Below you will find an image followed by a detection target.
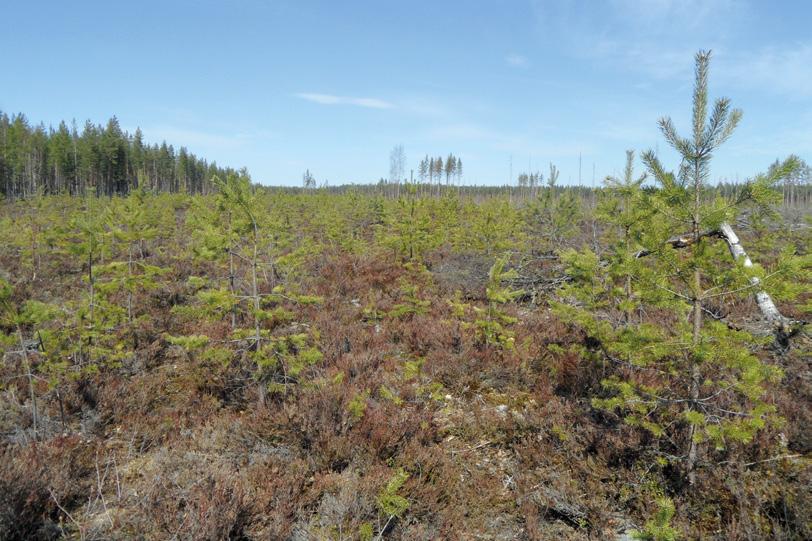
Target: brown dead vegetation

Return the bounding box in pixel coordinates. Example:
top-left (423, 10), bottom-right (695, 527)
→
top-left (0, 196), bottom-right (809, 541)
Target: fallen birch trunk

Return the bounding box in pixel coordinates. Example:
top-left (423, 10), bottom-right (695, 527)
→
top-left (637, 221), bottom-right (805, 339)
top-left (716, 222), bottom-right (798, 334)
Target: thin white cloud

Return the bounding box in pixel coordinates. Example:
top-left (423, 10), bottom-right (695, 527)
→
top-left (505, 53), bottom-right (529, 68)
top-left (530, 0), bottom-right (742, 82)
top-left (609, 0), bottom-right (738, 32)
top-left (721, 43), bottom-right (812, 98)
top-left (295, 93), bottom-right (394, 109)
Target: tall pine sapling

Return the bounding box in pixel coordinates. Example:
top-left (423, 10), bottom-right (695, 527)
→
top-left (211, 173), bottom-right (265, 348)
top-left (557, 51), bottom-right (802, 486)
top-left (379, 183), bottom-right (436, 264)
top-left (600, 150), bottom-right (650, 326)
top-left (101, 188), bottom-right (167, 348)
top-left (640, 50), bottom-right (800, 483)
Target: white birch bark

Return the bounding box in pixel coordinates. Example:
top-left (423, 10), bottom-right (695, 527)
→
top-left (717, 222), bottom-right (795, 332)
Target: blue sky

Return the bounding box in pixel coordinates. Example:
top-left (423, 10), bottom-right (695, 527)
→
top-left (1, 0), bottom-right (810, 186)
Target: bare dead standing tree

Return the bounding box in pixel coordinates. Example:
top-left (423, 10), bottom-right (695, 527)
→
top-left (389, 144), bottom-right (405, 199)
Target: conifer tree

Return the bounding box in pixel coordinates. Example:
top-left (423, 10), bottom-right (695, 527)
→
top-left (474, 255), bottom-right (523, 349)
top-left (212, 173), bottom-right (265, 348)
top-left (18, 189), bottom-right (46, 280)
top-left (556, 50), bottom-right (803, 485)
top-left (465, 198), bottom-right (525, 255)
top-left (444, 154), bottom-right (456, 186)
top-left (98, 188), bottom-right (167, 349)
top-left (380, 183), bottom-right (436, 263)
top-left (640, 50), bottom-right (801, 482)
top-left (547, 162), bottom-right (559, 196)
top-left (388, 280), bottom-right (430, 319)
top-left (524, 163), bottom-right (580, 249)
top-left (433, 155), bottom-right (443, 196)
top-left (418, 156), bottom-right (428, 186)
top-left (455, 157), bottom-right (463, 185)
top-left (517, 173), bottom-right (529, 199)
top-left (600, 150), bottom-right (650, 326)
top-left (0, 110), bottom-right (238, 197)
top-left (200, 174), bottom-right (323, 400)
top-left (302, 169), bottom-right (316, 189)
top-left (65, 193), bottom-right (108, 370)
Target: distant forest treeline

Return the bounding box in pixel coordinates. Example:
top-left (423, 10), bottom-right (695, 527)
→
top-left (2, 111), bottom-right (811, 209)
top-left (290, 179), bottom-right (812, 210)
top-left (0, 111), bottom-right (243, 198)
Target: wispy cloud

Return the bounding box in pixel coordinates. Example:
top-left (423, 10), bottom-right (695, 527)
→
top-left (505, 53), bottom-right (529, 68)
top-left (720, 43), bottom-right (812, 98)
top-left (531, 0), bottom-right (742, 82)
top-left (295, 93), bottom-right (394, 109)
top-left (608, 0), bottom-right (738, 33)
